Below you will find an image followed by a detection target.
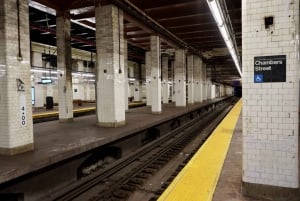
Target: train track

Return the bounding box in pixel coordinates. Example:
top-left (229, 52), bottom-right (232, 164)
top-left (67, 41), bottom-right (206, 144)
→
top-left (51, 98), bottom-right (238, 201)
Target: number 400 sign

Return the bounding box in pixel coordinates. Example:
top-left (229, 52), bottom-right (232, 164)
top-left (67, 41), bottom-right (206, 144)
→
top-left (20, 95), bottom-right (27, 126)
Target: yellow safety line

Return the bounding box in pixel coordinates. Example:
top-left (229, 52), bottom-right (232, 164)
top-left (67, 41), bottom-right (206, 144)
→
top-left (158, 99), bottom-right (242, 201)
top-left (32, 107), bottom-right (96, 119)
top-left (32, 102), bottom-right (146, 119)
top-left (73, 107), bottom-right (96, 114)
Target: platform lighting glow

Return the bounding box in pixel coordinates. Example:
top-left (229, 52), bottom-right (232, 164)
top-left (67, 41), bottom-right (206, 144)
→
top-left (31, 69), bottom-right (58, 74)
top-left (206, 0), bottom-right (242, 77)
top-left (208, 0), bottom-right (223, 26)
top-left (72, 72), bottom-right (95, 77)
top-left (31, 69), bottom-right (95, 77)
top-left (41, 76), bottom-right (58, 80)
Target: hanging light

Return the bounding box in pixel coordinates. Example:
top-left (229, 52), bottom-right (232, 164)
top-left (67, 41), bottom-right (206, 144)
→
top-left (207, 0), bottom-right (242, 77)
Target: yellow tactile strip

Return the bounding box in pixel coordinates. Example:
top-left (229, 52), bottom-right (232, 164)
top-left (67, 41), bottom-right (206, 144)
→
top-left (32, 107), bottom-right (96, 119)
top-left (32, 102), bottom-right (145, 119)
top-left (158, 99), bottom-right (242, 201)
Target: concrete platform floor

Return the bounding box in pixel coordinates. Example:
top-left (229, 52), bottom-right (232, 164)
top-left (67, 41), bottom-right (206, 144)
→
top-left (0, 100), bottom-right (220, 185)
top-left (213, 112), bottom-right (266, 201)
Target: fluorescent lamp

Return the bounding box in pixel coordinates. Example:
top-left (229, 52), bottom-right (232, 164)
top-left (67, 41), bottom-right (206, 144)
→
top-left (82, 74), bottom-right (95, 77)
top-left (72, 72), bottom-right (81, 76)
top-left (225, 39), bottom-right (233, 49)
top-left (72, 72), bottom-right (95, 77)
top-left (219, 26), bottom-right (230, 41)
top-left (206, 0), bottom-right (242, 77)
top-left (31, 69), bottom-right (58, 74)
top-left (128, 78), bottom-right (136, 81)
top-left (207, 0), bottom-right (224, 26)
top-left (41, 79), bottom-right (52, 84)
top-left (32, 69), bottom-right (95, 78)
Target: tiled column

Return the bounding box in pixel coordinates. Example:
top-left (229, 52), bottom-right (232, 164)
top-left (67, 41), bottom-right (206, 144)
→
top-left (141, 63), bottom-right (146, 101)
top-left (207, 81), bottom-right (212, 100)
top-left (193, 56), bottom-right (202, 103)
top-left (210, 83), bottom-right (216, 99)
top-left (202, 63), bottom-right (207, 101)
top-left (150, 35), bottom-right (161, 114)
top-left (56, 11), bottom-right (73, 122)
top-left (170, 60), bottom-right (175, 102)
top-left (242, 0), bottom-right (299, 200)
top-left (124, 39), bottom-right (129, 110)
top-left (187, 55), bottom-right (194, 104)
top-left (161, 54), bottom-right (169, 104)
top-left (95, 4), bottom-right (125, 127)
top-left (145, 51), bottom-right (152, 106)
top-left (0, 0), bottom-right (34, 155)
top-left (133, 63), bottom-right (141, 101)
top-left (193, 56), bottom-right (200, 103)
top-left (174, 49), bottom-right (186, 107)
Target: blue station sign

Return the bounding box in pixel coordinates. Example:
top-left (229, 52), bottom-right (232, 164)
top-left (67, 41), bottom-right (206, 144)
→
top-left (254, 55), bottom-right (286, 83)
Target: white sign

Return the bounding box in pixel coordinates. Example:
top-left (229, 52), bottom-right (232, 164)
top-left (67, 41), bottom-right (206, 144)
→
top-left (20, 95), bottom-right (27, 126)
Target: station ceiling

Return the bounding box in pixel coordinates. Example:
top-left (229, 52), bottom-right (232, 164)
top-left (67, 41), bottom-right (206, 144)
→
top-left (29, 0), bottom-right (241, 85)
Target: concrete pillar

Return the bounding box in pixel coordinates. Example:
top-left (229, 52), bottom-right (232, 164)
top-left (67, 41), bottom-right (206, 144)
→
top-left (242, 0), bottom-right (299, 199)
top-left (202, 63), bottom-right (207, 101)
top-left (32, 52), bottom-right (43, 67)
top-left (150, 35), bottom-right (161, 114)
top-left (170, 60), bottom-right (175, 102)
top-left (193, 56), bottom-right (199, 103)
top-left (85, 84), bottom-right (91, 100)
top-left (35, 85), bottom-right (44, 108)
top-left (141, 63), bottom-right (146, 101)
top-left (77, 60), bottom-right (84, 72)
top-left (95, 4), bottom-right (125, 127)
top-left (133, 63), bottom-right (141, 102)
top-left (161, 54), bottom-right (169, 104)
top-left (0, 0), bottom-right (34, 155)
top-left (141, 64), bottom-right (146, 81)
top-left (56, 11), bottom-right (73, 121)
top-left (145, 51), bottom-right (152, 106)
top-left (187, 55), bottom-right (194, 104)
top-left (211, 84), bottom-right (216, 99)
top-left (174, 49), bottom-right (186, 107)
top-left (193, 56), bottom-right (202, 103)
top-left (124, 39), bottom-right (129, 110)
top-left (207, 81), bottom-right (212, 100)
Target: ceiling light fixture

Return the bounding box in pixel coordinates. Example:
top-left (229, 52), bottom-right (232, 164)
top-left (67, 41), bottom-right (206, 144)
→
top-left (31, 69), bottom-right (95, 78)
top-left (31, 68), bottom-right (58, 74)
top-left (206, 0), bottom-right (242, 77)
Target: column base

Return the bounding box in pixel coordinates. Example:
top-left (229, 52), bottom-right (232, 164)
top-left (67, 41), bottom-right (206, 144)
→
top-left (152, 111), bottom-right (162, 115)
top-left (242, 181), bottom-right (300, 201)
top-left (98, 120), bottom-right (126, 128)
top-left (59, 118), bottom-right (74, 123)
top-left (175, 105), bottom-right (186, 107)
top-left (0, 143), bottom-right (34, 155)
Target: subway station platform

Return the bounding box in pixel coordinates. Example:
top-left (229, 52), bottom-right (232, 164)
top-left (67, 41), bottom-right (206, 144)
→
top-left (158, 100), bottom-right (265, 201)
top-left (0, 99), bottom-right (224, 186)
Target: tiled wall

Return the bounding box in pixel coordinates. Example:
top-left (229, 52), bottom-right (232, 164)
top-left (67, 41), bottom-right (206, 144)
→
top-left (0, 0), bottom-right (33, 149)
top-left (242, 0), bottom-right (299, 188)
